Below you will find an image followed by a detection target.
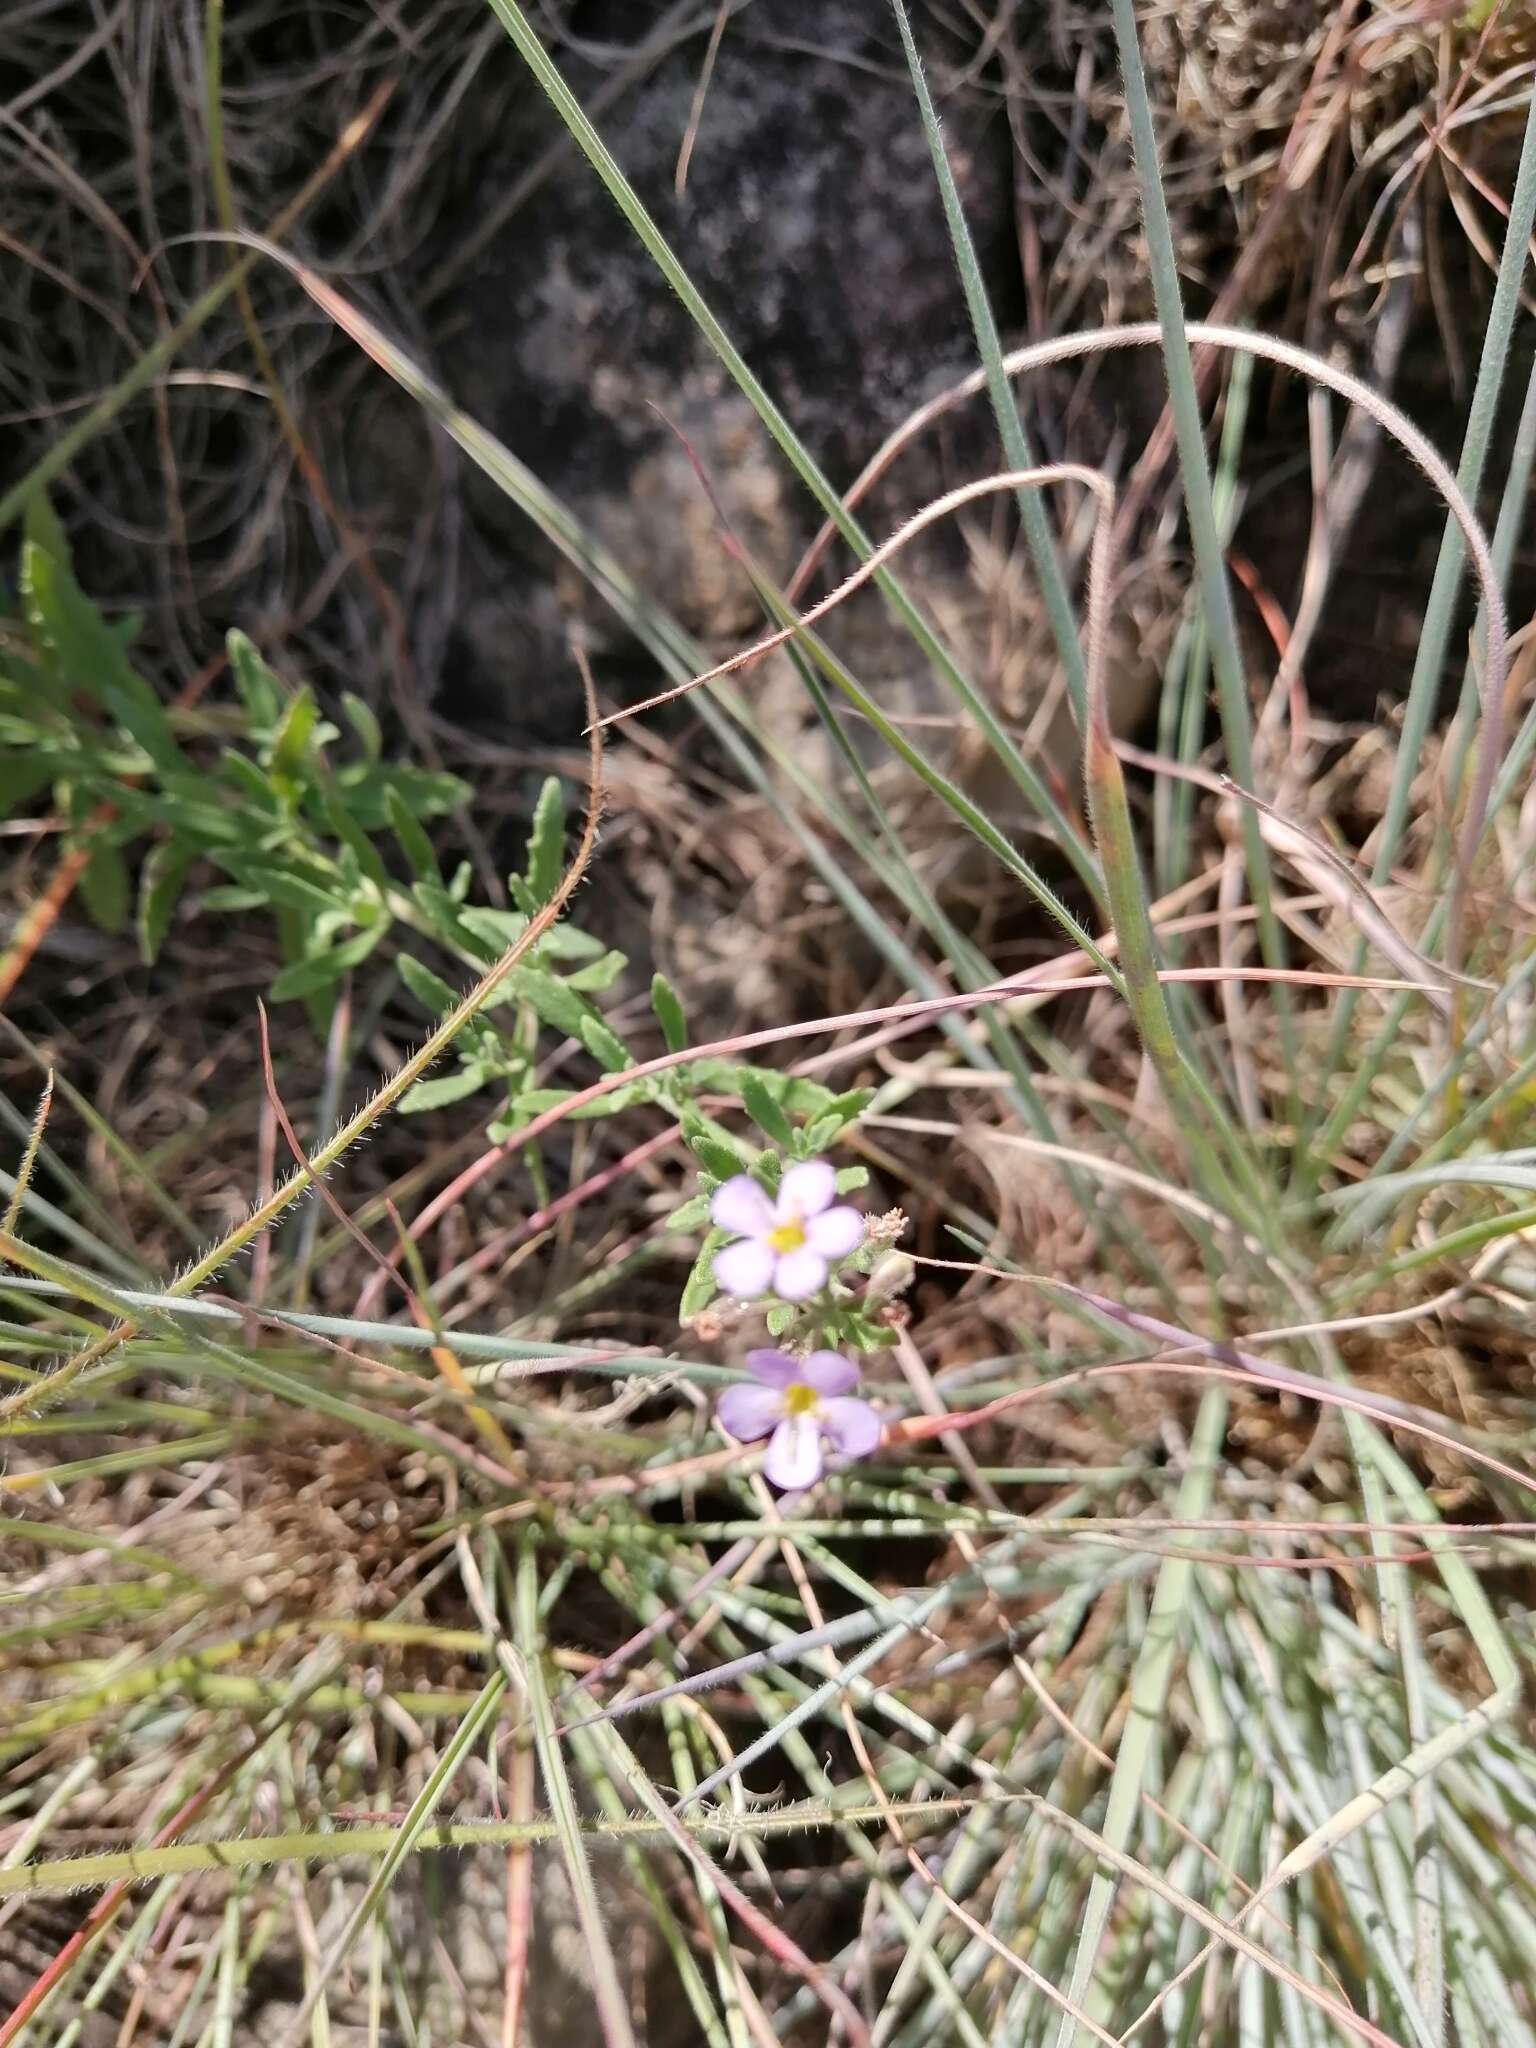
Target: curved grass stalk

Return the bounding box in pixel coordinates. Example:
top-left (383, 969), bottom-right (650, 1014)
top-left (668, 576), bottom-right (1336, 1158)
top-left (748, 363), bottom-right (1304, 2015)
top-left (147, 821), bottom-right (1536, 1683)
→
top-left (1308, 73), bottom-right (1536, 1118)
top-left (887, 0), bottom-right (1088, 728)
top-left (1106, 0), bottom-right (1296, 1111)
top-left (780, 320), bottom-right (1508, 794)
top-left (0, 83), bottom-right (393, 534)
top-left (482, 0), bottom-right (1100, 896)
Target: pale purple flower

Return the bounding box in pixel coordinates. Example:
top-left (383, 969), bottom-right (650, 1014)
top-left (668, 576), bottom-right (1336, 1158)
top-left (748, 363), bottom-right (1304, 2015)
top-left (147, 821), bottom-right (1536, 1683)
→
top-left (715, 1349), bottom-right (882, 1489)
top-left (709, 1161), bottom-right (864, 1302)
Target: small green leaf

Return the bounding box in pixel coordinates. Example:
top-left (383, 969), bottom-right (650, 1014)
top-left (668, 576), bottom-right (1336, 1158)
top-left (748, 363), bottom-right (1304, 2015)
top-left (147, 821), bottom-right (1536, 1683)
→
top-left (765, 1303), bottom-right (795, 1337)
top-left (380, 766), bottom-right (469, 817)
top-left (504, 965), bottom-right (587, 1039)
top-left (679, 1229), bottom-right (726, 1319)
top-left (323, 792), bottom-right (391, 891)
top-left (226, 631), bottom-right (284, 731)
top-left (268, 925), bottom-right (383, 1001)
top-left (218, 749), bottom-right (279, 810)
top-left (535, 922), bottom-right (607, 963)
top-left (215, 863), bottom-right (343, 919)
top-left (805, 1091), bottom-right (873, 1152)
top-left (680, 1104), bottom-right (751, 1181)
top-left (23, 543), bottom-right (180, 772)
top-left (740, 1073), bottom-right (793, 1148)
top-left (400, 1067), bottom-right (486, 1113)
top-left (79, 836), bottom-right (130, 933)
top-left (503, 1086), bottom-right (573, 1119)
top-left (387, 787), bottom-right (437, 880)
top-left (525, 776), bottom-right (565, 904)
top-left (835, 1165), bottom-right (870, 1194)
top-left (650, 973), bottom-right (688, 1053)
top-left (342, 692), bottom-right (382, 761)
top-left (24, 487), bottom-right (72, 567)
top-left (458, 906), bottom-right (530, 955)
top-left (268, 684), bottom-right (320, 789)
top-left (0, 754), bottom-right (56, 820)
top-left (201, 884), bottom-right (268, 912)
top-left (137, 842), bottom-right (193, 962)
top-left (398, 954), bottom-right (458, 1016)
top-left (665, 1191), bottom-right (711, 1233)
top-left (564, 949), bottom-right (626, 993)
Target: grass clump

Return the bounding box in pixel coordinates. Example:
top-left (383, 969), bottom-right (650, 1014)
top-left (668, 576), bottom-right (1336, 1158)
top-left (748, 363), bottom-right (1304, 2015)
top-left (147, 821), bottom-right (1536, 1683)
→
top-left (4, 4), bottom-right (1536, 2044)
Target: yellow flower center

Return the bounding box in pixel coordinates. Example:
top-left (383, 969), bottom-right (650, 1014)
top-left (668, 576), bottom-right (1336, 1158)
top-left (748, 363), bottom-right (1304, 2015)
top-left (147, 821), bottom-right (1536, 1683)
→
top-left (783, 1382), bottom-right (820, 1417)
top-left (766, 1219), bottom-right (807, 1255)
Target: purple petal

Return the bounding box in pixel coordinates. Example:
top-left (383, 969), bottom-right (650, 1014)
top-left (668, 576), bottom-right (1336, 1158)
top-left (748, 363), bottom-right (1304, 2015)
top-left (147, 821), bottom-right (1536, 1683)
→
top-left (775, 1160), bottom-right (835, 1221)
top-left (771, 1246), bottom-right (827, 1301)
top-left (799, 1349), bottom-right (859, 1396)
top-left (743, 1348), bottom-right (801, 1388)
top-left (710, 1175), bottom-right (774, 1238)
top-left (715, 1383), bottom-right (785, 1442)
top-left (820, 1396), bottom-right (882, 1463)
top-left (713, 1237), bottom-right (774, 1299)
top-left (762, 1413), bottom-right (824, 1490)
top-left (805, 1205), bottom-right (864, 1259)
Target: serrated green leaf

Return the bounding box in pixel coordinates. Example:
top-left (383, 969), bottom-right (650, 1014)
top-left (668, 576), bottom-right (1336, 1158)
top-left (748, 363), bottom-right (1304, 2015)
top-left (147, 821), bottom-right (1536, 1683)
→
top-left (226, 631), bottom-right (284, 731)
top-left (740, 1073), bottom-right (792, 1147)
top-left (342, 692), bottom-right (382, 761)
top-left (525, 776), bottom-right (565, 904)
top-left (268, 925), bottom-right (383, 1001)
top-left (834, 1165), bottom-right (870, 1193)
top-left (387, 786), bottom-right (437, 881)
top-left (399, 1067), bottom-right (487, 1113)
top-left (679, 1229), bottom-right (726, 1319)
top-left (397, 953), bottom-right (458, 1015)
top-left (650, 972), bottom-right (688, 1053)
top-left (137, 842), bottom-right (193, 963)
top-left (78, 835), bottom-right (129, 934)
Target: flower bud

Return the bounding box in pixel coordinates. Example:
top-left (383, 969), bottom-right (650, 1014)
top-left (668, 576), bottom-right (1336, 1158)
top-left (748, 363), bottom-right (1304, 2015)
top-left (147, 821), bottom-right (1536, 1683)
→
top-left (864, 1250), bottom-right (915, 1305)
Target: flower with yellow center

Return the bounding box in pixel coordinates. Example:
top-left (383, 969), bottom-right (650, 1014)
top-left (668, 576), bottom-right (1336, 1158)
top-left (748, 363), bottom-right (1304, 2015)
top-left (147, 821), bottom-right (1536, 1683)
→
top-left (710, 1161), bottom-right (865, 1302)
top-left (715, 1348), bottom-right (882, 1490)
